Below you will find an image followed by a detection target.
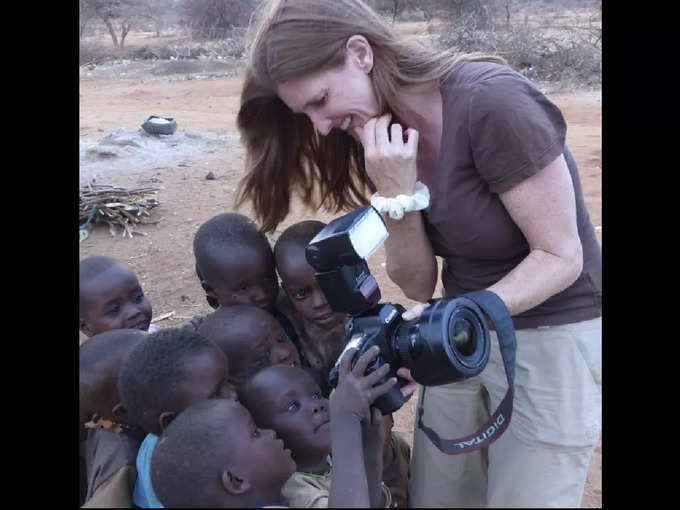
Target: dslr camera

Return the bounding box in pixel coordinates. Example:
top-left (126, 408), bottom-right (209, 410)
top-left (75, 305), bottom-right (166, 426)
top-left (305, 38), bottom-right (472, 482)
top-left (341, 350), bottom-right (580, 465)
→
top-left (306, 205), bottom-right (492, 414)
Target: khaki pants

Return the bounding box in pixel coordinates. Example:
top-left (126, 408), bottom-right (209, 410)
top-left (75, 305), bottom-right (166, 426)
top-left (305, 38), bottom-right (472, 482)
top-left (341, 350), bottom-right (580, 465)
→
top-left (409, 317), bottom-right (602, 508)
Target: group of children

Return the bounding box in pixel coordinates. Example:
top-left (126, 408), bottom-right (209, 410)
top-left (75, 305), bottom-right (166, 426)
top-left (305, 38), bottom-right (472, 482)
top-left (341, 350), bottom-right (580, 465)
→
top-left (79, 212), bottom-right (412, 507)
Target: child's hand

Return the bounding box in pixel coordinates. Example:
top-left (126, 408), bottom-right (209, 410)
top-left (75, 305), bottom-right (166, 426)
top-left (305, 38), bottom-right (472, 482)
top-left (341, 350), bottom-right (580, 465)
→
top-left (188, 313), bottom-right (206, 331)
top-left (179, 314), bottom-right (207, 332)
top-left (362, 406), bottom-right (386, 454)
top-left (330, 345), bottom-right (397, 423)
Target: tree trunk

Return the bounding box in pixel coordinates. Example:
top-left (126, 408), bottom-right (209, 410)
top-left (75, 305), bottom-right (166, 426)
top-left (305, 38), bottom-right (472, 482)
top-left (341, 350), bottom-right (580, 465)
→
top-left (120, 19), bottom-right (131, 48)
top-left (101, 15), bottom-right (119, 47)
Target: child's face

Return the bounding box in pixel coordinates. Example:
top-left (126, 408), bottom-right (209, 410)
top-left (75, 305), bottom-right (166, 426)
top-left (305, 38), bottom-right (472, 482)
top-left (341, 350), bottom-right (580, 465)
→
top-left (176, 347), bottom-right (237, 411)
top-left (248, 366), bottom-right (331, 464)
top-left (222, 400), bottom-right (297, 488)
top-left (230, 312), bottom-right (302, 380)
top-left (80, 264), bottom-right (152, 337)
top-left (202, 244), bottom-right (278, 310)
top-left (278, 249), bottom-right (346, 330)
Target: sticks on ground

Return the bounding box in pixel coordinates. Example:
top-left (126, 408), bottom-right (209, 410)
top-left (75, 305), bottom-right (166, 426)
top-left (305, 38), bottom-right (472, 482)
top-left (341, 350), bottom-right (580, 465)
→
top-left (80, 183), bottom-right (160, 239)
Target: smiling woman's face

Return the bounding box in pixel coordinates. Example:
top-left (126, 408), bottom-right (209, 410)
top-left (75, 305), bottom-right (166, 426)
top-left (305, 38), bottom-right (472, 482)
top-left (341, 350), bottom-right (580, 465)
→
top-left (276, 41), bottom-right (379, 140)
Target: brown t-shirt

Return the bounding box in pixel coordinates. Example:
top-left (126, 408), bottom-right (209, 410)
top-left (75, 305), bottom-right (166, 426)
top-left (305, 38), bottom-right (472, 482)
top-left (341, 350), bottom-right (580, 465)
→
top-left (420, 61), bottom-right (601, 329)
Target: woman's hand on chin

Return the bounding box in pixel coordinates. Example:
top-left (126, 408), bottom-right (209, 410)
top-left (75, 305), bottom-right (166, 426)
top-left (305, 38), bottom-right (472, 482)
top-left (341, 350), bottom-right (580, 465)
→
top-left (358, 113), bottom-right (420, 197)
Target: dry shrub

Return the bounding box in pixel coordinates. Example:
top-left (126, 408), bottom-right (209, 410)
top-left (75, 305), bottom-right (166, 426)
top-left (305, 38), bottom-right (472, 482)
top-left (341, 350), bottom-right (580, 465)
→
top-left (180, 0), bottom-right (256, 40)
top-left (80, 40), bottom-right (115, 65)
top-left (438, 9), bottom-right (601, 87)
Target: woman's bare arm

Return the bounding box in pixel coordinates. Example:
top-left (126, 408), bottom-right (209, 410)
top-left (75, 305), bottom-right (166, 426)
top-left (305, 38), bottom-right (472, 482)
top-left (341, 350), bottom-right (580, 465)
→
top-left (384, 212), bottom-right (438, 302)
top-left (487, 154), bottom-right (583, 315)
top-left (358, 114), bottom-right (438, 303)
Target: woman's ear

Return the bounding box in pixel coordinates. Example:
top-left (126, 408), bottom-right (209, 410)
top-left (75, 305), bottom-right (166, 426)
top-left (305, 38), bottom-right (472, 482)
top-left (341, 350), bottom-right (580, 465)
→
top-left (159, 411), bottom-right (177, 431)
top-left (346, 34), bottom-right (374, 74)
top-left (111, 402), bottom-right (129, 423)
top-left (221, 469), bottom-right (251, 496)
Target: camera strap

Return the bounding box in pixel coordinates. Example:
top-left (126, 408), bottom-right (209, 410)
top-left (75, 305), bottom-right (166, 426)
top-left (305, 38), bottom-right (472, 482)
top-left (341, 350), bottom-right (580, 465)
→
top-left (417, 289), bottom-right (517, 454)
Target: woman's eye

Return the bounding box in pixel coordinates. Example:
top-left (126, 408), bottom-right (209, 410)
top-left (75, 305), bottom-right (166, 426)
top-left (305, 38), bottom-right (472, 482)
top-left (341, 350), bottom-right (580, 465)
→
top-left (252, 428), bottom-right (261, 438)
top-left (287, 401), bottom-right (300, 413)
top-left (106, 306), bottom-right (120, 316)
top-left (134, 292), bottom-right (144, 303)
top-left (312, 392), bottom-right (322, 400)
top-left (313, 92), bottom-right (328, 108)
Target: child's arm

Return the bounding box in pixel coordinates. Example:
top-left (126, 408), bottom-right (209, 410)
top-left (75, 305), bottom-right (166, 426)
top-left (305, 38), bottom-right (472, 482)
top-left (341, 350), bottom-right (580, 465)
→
top-left (362, 407), bottom-right (386, 508)
top-left (328, 346), bottom-right (397, 508)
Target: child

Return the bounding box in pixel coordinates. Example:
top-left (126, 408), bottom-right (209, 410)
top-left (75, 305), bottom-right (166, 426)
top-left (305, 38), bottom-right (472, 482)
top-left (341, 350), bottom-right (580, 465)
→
top-left (150, 346), bottom-right (396, 507)
top-left (79, 328), bottom-right (148, 507)
top-left (274, 221), bottom-right (412, 505)
top-left (273, 220), bottom-right (347, 396)
top-left (240, 361), bottom-right (391, 507)
top-left (197, 304), bottom-right (302, 387)
top-left (117, 327), bottom-right (237, 507)
top-left (150, 398), bottom-right (297, 507)
top-left (193, 212), bottom-right (279, 310)
top-left (193, 212), bottom-right (301, 351)
top-left (381, 413), bottom-right (412, 508)
top-left (79, 256), bottom-right (156, 338)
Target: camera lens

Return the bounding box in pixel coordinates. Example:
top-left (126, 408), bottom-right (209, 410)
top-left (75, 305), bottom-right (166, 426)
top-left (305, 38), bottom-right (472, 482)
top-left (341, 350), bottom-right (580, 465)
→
top-left (450, 318), bottom-right (477, 356)
top-left (392, 297), bottom-right (490, 387)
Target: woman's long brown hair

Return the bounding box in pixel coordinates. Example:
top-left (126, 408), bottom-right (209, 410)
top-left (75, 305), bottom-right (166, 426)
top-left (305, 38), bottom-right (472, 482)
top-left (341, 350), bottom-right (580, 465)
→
top-left (235, 0), bottom-right (506, 233)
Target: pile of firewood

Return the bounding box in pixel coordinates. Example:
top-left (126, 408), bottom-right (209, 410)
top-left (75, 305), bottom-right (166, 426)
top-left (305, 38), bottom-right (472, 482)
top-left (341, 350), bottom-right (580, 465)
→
top-left (79, 183), bottom-right (160, 239)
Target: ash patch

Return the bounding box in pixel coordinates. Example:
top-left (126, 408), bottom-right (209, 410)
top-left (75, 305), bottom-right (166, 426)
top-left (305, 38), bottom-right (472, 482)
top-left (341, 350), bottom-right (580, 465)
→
top-left (80, 128), bottom-right (239, 184)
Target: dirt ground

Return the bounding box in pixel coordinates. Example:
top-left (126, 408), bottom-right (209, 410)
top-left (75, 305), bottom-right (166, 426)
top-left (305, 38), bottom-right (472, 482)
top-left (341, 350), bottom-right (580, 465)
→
top-left (79, 49), bottom-right (602, 506)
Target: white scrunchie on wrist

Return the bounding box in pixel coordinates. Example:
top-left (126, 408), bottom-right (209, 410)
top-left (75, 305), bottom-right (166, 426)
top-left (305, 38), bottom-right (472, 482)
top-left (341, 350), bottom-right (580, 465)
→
top-left (370, 181), bottom-right (430, 220)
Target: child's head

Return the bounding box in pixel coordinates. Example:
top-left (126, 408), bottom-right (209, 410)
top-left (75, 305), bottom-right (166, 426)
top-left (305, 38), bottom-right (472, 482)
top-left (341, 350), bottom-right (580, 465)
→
top-left (117, 327), bottom-right (236, 435)
top-left (197, 304), bottom-right (301, 386)
top-left (274, 220), bottom-right (346, 330)
top-left (240, 365), bottom-right (330, 469)
top-left (151, 398), bottom-right (296, 508)
top-left (193, 213), bottom-right (278, 310)
top-left (79, 256), bottom-right (153, 337)
top-left (79, 328), bottom-right (147, 426)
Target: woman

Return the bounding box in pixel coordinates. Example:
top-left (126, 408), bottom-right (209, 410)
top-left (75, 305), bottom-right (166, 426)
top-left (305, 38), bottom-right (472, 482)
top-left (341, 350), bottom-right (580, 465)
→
top-left (235, 0), bottom-right (601, 507)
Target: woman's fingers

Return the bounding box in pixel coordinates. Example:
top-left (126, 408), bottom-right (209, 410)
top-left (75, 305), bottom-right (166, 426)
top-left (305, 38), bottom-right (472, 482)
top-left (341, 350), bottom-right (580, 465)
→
top-left (399, 380), bottom-right (419, 399)
top-left (405, 127), bottom-right (419, 155)
top-left (390, 122), bottom-right (404, 147)
top-left (360, 117), bottom-right (378, 152)
top-left (396, 367), bottom-right (419, 399)
top-left (401, 303), bottom-right (427, 321)
top-left (374, 113), bottom-right (392, 153)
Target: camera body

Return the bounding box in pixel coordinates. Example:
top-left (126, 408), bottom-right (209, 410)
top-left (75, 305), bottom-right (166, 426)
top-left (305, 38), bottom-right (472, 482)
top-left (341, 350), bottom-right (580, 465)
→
top-left (307, 206), bottom-right (492, 414)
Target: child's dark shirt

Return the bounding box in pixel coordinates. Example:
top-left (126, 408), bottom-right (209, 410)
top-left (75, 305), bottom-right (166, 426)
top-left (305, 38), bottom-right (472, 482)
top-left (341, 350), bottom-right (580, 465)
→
top-left (83, 418), bottom-right (145, 507)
